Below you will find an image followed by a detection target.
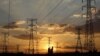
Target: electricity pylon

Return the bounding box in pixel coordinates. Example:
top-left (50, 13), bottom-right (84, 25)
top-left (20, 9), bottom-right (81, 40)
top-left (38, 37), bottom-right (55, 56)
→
top-left (75, 27), bottom-right (82, 52)
top-left (27, 18), bottom-right (37, 54)
top-left (82, 0), bottom-right (97, 52)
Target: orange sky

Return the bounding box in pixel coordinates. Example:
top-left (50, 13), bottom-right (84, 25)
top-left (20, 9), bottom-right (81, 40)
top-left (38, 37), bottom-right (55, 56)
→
top-left (0, 0), bottom-right (100, 54)
top-left (0, 24), bottom-right (100, 53)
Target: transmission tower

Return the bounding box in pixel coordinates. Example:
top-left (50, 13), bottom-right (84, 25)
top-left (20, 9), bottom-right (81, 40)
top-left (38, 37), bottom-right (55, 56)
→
top-left (16, 44), bottom-right (20, 53)
top-left (2, 32), bottom-right (9, 53)
top-left (48, 37), bottom-right (53, 55)
top-left (36, 37), bottom-right (39, 54)
top-left (75, 27), bottom-right (82, 52)
top-left (27, 18), bottom-right (37, 54)
top-left (48, 37), bottom-right (51, 48)
top-left (82, 0), bottom-right (97, 52)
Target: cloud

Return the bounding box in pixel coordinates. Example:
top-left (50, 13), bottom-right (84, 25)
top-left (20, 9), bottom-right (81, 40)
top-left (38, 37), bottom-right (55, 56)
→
top-left (15, 20), bottom-right (26, 25)
top-left (0, 23), bottom-right (76, 40)
top-left (80, 9), bottom-right (100, 33)
top-left (2, 20), bottom-right (27, 29)
top-left (2, 22), bottom-right (18, 29)
top-left (38, 24), bottom-right (75, 34)
top-left (13, 34), bottom-right (43, 40)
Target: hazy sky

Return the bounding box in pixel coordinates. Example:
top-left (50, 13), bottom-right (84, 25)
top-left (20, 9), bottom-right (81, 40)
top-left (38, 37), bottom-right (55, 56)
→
top-left (0, 0), bottom-right (99, 25)
top-left (0, 0), bottom-right (100, 53)
top-left (0, 0), bottom-right (80, 25)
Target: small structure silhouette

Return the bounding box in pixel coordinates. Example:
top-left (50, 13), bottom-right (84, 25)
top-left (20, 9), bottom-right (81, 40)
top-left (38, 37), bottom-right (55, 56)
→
top-left (48, 46), bottom-right (53, 56)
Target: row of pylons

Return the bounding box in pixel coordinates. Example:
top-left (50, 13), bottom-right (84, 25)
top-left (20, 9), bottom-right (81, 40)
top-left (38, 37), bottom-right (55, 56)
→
top-left (1, 0), bottom-right (98, 54)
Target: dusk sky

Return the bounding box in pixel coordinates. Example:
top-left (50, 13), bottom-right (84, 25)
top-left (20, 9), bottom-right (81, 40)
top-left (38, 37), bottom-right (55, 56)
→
top-left (0, 0), bottom-right (100, 53)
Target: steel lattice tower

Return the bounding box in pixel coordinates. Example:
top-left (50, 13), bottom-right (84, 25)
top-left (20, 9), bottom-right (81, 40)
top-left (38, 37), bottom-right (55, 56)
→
top-left (75, 27), bottom-right (82, 52)
top-left (27, 19), bottom-right (37, 54)
top-left (82, 0), bottom-right (97, 52)
top-left (48, 37), bottom-right (51, 48)
top-left (16, 44), bottom-right (20, 53)
top-left (2, 32), bottom-right (9, 53)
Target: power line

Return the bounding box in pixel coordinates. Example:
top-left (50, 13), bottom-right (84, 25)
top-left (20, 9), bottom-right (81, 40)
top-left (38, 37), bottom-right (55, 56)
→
top-left (41, 0), bottom-right (64, 23)
top-left (41, 0), bottom-right (81, 24)
top-left (49, 0), bottom-right (77, 23)
top-left (61, 7), bottom-right (82, 23)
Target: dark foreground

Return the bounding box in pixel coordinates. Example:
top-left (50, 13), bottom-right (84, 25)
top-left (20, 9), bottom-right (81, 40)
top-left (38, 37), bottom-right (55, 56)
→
top-left (0, 52), bottom-right (100, 56)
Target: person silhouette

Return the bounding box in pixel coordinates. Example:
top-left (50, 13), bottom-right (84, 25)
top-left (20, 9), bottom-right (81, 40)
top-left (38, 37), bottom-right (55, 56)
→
top-left (48, 46), bottom-right (53, 56)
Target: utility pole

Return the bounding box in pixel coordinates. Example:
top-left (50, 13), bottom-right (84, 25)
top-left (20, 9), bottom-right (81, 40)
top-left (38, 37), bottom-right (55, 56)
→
top-left (75, 27), bottom-right (82, 53)
top-left (48, 37), bottom-right (53, 56)
top-left (27, 18), bottom-right (37, 54)
top-left (16, 44), bottom-right (20, 53)
top-left (36, 37), bottom-right (39, 54)
top-left (35, 20), bottom-right (39, 54)
top-left (56, 42), bottom-right (59, 48)
top-left (2, 32), bottom-right (9, 53)
top-left (82, 0), bottom-right (97, 52)
top-left (48, 37), bottom-right (51, 48)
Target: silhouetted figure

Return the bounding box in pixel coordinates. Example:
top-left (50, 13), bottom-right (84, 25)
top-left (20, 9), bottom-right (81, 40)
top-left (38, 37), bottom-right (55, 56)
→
top-left (48, 46), bottom-right (53, 56)
top-left (51, 46), bottom-right (53, 54)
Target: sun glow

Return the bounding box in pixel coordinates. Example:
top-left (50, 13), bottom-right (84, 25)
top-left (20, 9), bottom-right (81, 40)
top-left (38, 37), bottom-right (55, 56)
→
top-left (44, 44), bottom-right (54, 50)
top-left (42, 43), bottom-right (56, 52)
top-left (39, 39), bottom-right (56, 52)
